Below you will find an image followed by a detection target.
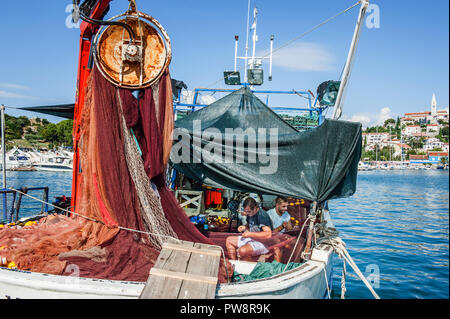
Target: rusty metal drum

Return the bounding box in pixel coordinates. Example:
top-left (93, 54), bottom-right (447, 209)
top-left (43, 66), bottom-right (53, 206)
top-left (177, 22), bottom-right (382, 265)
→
top-left (94, 10), bottom-right (171, 89)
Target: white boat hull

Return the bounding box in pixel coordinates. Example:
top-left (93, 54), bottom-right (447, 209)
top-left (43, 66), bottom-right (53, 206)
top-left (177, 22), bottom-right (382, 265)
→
top-left (33, 167), bottom-right (73, 172)
top-left (0, 243), bottom-right (334, 299)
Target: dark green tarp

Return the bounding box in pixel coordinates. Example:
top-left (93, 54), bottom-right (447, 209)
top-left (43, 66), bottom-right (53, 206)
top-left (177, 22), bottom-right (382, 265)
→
top-left (19, 104), bottom-right (75, 119)
top-left (170, 87), bottom-right (362, 203)
top-left (232, 260), bottom-right (303, 282)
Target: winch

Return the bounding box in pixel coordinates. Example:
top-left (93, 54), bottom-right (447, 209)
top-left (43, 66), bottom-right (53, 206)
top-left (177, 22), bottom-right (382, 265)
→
top-left (79, 0), bottom-right (171, 89)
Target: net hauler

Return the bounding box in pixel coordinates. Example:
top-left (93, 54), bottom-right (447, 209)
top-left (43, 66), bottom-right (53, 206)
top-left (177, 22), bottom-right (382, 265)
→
top-left (92, 0), bottom-right (171, 89)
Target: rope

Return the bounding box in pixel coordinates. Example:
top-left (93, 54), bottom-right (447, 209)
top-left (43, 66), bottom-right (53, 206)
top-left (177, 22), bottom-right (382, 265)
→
top-left (320, 234), bottom-right (380, 299)
top-left (323, 265), bottom-right (331, 299)
top-left (282, 214), bottom-right (313, 272)
top-left (341, 259), bottom-right (347, 299)
top-left (7, 187), bottom-right (231, 282)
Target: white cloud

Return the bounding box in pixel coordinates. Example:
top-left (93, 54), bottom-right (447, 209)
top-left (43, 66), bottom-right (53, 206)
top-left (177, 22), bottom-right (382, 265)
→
top-left (377, 107), bottom-right (393, 125)
top-left (181, 90), bottom-right (216, 105)
top-left (0, 83), bottom-right (30, 91)
top-left (263, 42), bottom-right (335, 72)
top-left (343, 107), bottom-right (396, 128)
top-left (0, 90), bottom-right (33, 99)
top-left (348, 114), bottom-right (372, 126)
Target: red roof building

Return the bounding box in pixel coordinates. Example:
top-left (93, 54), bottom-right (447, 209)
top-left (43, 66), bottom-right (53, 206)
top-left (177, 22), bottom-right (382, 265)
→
top-left (409, 155), bottom-right (428, 160)
top-left (428, 152), bottom-right (448, 157)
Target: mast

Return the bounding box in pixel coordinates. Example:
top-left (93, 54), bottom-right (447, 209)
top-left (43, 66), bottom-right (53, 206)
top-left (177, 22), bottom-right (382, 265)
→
top-left (401, 128), bottom-right (404, 165)
top-left (375, 126), bottom-right (378, 165)
top-left (251, 7), bottom-right (258, 68)
top-left (1, 104), bottom-right (6, 189)
top-left (332, 0), bottom-right (370, 120)
top-left (1, 104), bottom-right (6, 221)
top-left (389, 126), bottom-right (392, 162)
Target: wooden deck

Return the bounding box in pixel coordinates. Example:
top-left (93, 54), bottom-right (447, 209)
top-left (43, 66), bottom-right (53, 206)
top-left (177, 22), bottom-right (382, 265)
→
top-left (139, 239), bottom-right (222, 299)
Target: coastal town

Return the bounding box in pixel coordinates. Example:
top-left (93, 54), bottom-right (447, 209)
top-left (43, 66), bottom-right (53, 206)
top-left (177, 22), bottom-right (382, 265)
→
top-left (360, 94), bottom-right (449, 168)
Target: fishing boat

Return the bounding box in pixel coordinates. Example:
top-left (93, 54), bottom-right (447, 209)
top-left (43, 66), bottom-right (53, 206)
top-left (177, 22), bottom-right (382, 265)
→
top-left (0, 0), bottom-right (378, 300)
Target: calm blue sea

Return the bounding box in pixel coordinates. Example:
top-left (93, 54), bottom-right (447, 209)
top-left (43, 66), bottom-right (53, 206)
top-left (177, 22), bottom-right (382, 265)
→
top-left (1, 170), bottom-right (448, 299)
top-left (329, 170), bottom-right (449, 299)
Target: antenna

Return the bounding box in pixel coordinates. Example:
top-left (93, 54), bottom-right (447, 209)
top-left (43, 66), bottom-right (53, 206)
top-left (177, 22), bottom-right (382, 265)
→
top-left (234, 35), bottom-right (239, 72)
top-left (225, 2), bottom-right (274, 86)
top-left (269, 34), bottom-right (274, 81)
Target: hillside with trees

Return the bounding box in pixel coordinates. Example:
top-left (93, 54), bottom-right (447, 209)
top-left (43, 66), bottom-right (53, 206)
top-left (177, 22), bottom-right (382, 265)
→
top-left (3, 114), bottom-right (73, 150)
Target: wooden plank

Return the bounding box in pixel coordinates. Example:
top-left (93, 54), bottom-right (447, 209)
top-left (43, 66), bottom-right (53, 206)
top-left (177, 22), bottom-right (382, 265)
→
top-left (140, 239), bottom-right (221, 299)
top-left (176, 190), bottom-right (204, 196)
top-left (179, 195), bottom-right (201, 208)
top-left (162, 242), bottom-right (222, 257)
top-left (178, 242), bottom-right (221, 299)
top-left (139, 239), bottom-right (194, 299)
top-left (150, 268), bottom-right (217, 285)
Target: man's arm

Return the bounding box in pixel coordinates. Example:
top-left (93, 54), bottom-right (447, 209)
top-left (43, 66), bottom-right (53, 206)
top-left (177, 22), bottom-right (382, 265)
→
top-left (242, 226), bottom-right (272, 240)
top-left (273, 224), bottom-right (284, 232)
top-left (284, 220), bottom-right (293, 231)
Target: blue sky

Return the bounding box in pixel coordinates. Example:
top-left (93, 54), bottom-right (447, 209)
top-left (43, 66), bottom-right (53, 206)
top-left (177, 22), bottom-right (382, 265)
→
top-left (0, 0), bottom-right (448, 127)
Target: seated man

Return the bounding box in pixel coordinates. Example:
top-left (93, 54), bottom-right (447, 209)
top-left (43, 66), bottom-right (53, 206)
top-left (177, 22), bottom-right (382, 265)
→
top-left (266, 196), bottom-right (293, 233)
top-left (225, 197), bottom-right (273, 261)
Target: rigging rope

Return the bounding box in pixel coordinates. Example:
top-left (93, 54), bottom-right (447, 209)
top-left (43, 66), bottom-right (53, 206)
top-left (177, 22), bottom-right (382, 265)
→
top-left (341, 259), bottom-right (347, 299)
top-left (282, 214), bottom-right (313, 272)
top-left (319, 232), bottom-right (380, 299)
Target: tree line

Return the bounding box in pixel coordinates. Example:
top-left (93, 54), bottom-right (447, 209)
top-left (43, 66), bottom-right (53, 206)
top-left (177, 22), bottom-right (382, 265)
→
top-left (3, 114), bottom-right (73, 149)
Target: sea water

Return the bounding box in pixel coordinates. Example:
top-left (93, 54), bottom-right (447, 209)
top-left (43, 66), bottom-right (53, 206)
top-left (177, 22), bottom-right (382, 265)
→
top-left (329, 170), bottom-right (449, 299)
top-left (2, 170), bottom-right (448, 299)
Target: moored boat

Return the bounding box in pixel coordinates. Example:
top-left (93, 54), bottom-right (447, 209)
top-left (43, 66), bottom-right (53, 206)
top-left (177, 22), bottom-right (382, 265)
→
top-left (0, 0), bottom-right (377, 300)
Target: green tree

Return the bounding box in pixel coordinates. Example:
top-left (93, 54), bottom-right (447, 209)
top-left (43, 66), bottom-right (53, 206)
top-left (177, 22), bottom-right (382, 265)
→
top-left (40, 123), bottom-right (59, 144)
top-left (56, 120), bottom-right (74, 146)
top-left (438, 126), bottom-right (449, 143)
top-left (384, 118), bottom-right (395, 127)
top-left (395, 116), bottom-right (400, 131)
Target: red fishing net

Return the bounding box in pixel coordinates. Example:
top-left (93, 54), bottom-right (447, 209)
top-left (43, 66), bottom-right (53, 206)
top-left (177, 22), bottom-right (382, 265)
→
top-left (0, 65), bottom-right (232, 283)
top-left (0, 65), bottom-right (305, 286)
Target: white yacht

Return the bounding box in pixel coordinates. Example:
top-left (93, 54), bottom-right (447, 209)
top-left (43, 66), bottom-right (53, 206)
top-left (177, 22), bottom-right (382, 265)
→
top-left (31, 150), bottom-right (73, 172)
top-left (0, 147), bottom-right (34, 171)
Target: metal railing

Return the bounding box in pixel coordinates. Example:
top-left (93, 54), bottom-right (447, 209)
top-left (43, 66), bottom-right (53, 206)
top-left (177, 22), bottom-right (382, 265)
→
top-left (1, 187), bottom-right (49, 224)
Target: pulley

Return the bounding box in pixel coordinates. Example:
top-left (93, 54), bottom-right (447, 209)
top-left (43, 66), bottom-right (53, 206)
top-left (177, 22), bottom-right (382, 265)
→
top-left (93, 0), bottom-right (171, 89)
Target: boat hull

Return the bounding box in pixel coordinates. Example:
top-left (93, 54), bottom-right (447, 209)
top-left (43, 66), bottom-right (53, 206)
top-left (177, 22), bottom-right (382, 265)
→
top-left (33, 165), bottom-right (73, 172)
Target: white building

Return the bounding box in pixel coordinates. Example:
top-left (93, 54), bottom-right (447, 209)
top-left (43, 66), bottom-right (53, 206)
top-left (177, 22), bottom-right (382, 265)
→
top-left (403, 112), bottom-right (432, 125)
top-left (403, 125), bottom-right (421, 136)
top-left (400, 117), bottom-right (415, 126)
top-left (392, 143), bottom-right (411, 157)
top-left (443, 143), bottom-right (449, 153)
top-left (426, 124), bottom-right (440, 137)
top-left (363, 132), bottom-right (390, 149)
top-left (436, 110), bottom-right (449, 123)
top-left (431, 93), bottom-right (437, 117)
top-left (424, 138), bottom-right (444, 151)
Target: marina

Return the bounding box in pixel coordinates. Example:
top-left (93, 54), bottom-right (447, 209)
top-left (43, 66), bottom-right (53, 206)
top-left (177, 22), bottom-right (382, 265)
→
top-left (0, 147), bottom-right (74, 172)
top-left (0, 0), bottom-right (448, 304)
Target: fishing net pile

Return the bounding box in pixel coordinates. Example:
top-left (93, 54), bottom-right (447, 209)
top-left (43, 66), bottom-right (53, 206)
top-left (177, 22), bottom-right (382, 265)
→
top-left (0, 66), bottom-right (227, 282)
